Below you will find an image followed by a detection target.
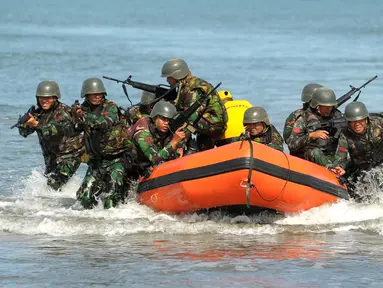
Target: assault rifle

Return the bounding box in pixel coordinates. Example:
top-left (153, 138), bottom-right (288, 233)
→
top-left (307, 117), bottom-right (347, 139)
top-left (72, 100), bottom-right (80, 112)
top-left (170, 82), bottom-right (222, 133)
top-left (71, 100), bottom-right (85, 124)
top-left (336, 75), bottom-right (378, 108)
top-left (10, 105), bottom-right (39, 129)
top-left (102, 75), bottom-right (178, 106)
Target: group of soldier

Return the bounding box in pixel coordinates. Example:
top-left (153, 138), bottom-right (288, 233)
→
top-left (17, 58), bottom-right (382, 208)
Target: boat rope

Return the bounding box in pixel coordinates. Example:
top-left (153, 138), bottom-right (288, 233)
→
top-left (246, 136), bottom-right (255, 208)
top-left (241, 136), bottom-right (292, 205)
top-left (240, 134), bottom-right (255, 207)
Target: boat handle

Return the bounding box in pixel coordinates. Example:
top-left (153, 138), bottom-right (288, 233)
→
top-left (240, 179), bottom-right (249, 188)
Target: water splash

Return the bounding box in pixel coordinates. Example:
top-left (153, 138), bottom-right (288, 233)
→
top-left (2, 168), bottom-right (383, 237)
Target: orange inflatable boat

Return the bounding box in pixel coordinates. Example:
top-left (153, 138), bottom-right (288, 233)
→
top-left (137, 141), bottom-right (349, 214)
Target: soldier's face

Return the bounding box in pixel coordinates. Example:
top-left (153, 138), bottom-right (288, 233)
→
top-left (349, 118), bottom-right (368, 134)
top-left (246, 122), bottom-right (264, 136)
top-left (87, 93), bottom-right (104, 106)
top-left (166, 77), bottom-right (178, 86)
top-left (155, 116), bottom-right (170, 133)
top-left (318, 105), bottom-right (333, 117)
top-left (38, 96), bottom-right (55, 110)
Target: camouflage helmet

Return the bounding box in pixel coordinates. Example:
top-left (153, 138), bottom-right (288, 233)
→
top-left (218, 90), bottom-right (233, 101)
top-left (36, 80), bottom-right (61, 99)
top-left (310, 87), bottom-right (337, 108)
top-left (81, 77), bottom-right (107, 98)
top-left (161, 58), bottom-right (190, 80)
top-left (301, 83), bottom-right (323, 103)
top-left (243, 106), bottom-right (270, 126)
top-left (140, 91), bottom-right (156, 105)
top-left (345, 101), bottom-right (369, 121)
top-left (150, 100), bottom-right (177, 119)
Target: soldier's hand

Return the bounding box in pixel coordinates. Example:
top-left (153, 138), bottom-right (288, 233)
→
top-left (309, 130), bottom-right (329, 140)
top-left (331, 166), bottom-right (346, 177)
top-left (173, 127), bottom-right (186, 142)
top-left (170, 127), bottom-right (186, 148)
top-left (76, 107), bottom-right (85, 119)
top-left (177, 147), bottom-right (184, 158)
top-left (24, 113), bottom-right (38, 128)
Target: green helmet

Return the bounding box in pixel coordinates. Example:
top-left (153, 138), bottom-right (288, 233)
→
top-left (36, 80), bottom-right (61, 99)
top-left (150, 100), bottom-right (177, 119)
top-left (81, 78), bottom-right (107, 98)
top-left (161, 58), bottom-right (190, 80)
top-left (310, 87), bottom-right (337, 108)
top-left (345, 101), bottom-right (369, 121)
top-left (301, 83), bottom-right (323, 103)
top-left (140, 91), bottom-right (156, 105)
top-left (243, 106), bottom-right (270, 126)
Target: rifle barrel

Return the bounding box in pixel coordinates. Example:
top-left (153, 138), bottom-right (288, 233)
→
top-left (336, 75), bottom-right (378, 108)
top-left (360, 75), bottom-right (378, 88)
top-left (102, 76), bottom-right (129, 84)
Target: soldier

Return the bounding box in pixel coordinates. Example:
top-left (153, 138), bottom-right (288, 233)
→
top-left (19, 80), bottom-right (84, 190)
top-left (239, 106), bottom-right (284, 152)
top-left (216, 90), bottom-right (253, 146)
top-left (161, 58), bottom-right (227, 151)
top-left (287, 87), bottom-right (342, 166)
top-left (283, 83), bottom-right (323, 146)
top-left (74, 78), bottom-right (134, 209)
top-left (127, 91), bottom-right (155, 125)
top-left (331, 102), bottom-right (383, 180)
top-left (128, 100), bottom-right (186, 166)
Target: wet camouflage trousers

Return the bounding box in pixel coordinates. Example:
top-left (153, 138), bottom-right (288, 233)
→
top-left (45, 157), bottom-right (81, 190)
top-left (304, 148), bottom-right (336, 167)
top-left (76, 157), bottom-right (126, 209)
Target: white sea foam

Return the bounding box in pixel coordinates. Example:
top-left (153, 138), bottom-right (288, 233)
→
top-left (1, 168), bottom-right (383, 238)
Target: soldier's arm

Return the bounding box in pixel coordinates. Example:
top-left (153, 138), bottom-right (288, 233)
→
top-left (268, 130), bottom-right (284, 152)
top-left (331, 132), bottom-right (349, 169)
top-left (128, 106), bottom-right (141, 125)
top-left (134, 130), bottom-right (176, 165)
top-left (18, 126), bottom-right (35, 138)
top-left (85, 103), bottom-right (120, 129)
top-left (283, 111), bottom-right (297, 142)
top-left (374, 115), bottom-right (383, 127)
top-left (286, 116), bottom-right (310, 151)
top-left (182, 89), bottom-right (206, 123)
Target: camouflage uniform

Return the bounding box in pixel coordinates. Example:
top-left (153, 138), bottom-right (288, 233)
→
top-left (287, 108), bottom-right (342, 166)
top-left (176, 73), bottom-right (228, 150)
top-left (75, 99), bottom-right (134, 209)
top-left (283, 108), bottom-right (305, 144)
top-left (243, 125), bottom-right (284, 152)
top-left (333, 116), bottom-right (383, 174)
top-left (128, 117), bottom-right (181, 165)
top-left (284, 83), bottom-right (323, 145)
top-left (19, 102), bottom-right (84, 190)
top-left (127, 105), bottom-right (151, 125)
